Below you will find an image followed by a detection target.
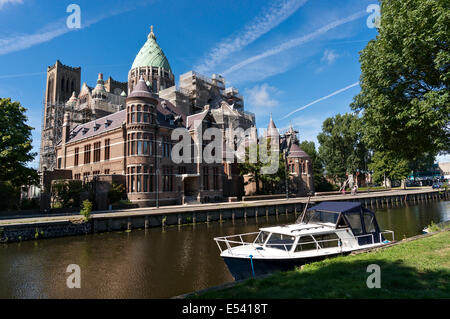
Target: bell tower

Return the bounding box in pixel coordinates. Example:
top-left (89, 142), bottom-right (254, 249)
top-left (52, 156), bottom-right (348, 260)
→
top-left (39, 60), bottom-right (81, 171)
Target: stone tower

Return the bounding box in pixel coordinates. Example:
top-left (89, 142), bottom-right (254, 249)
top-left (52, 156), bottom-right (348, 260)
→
top-left (125, 77), bottom-right (159, 205)
top-left (40, 60), bottom-right (81, 171)
top-left (128, 26), bottom-right (175, 95)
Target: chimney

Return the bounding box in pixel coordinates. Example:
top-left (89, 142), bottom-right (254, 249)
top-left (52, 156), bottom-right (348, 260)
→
top-left (62, 112), bottom-right (70, 144)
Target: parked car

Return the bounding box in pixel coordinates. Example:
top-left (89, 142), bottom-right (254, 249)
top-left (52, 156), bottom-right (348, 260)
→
top-left (432, 182), bottom-right (442, 189)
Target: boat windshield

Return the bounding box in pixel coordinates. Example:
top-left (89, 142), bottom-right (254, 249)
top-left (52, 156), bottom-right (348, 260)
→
top-left (303, 210), bottom-right (340, 225)
top-left (265, 233), bottom-right (295, 251)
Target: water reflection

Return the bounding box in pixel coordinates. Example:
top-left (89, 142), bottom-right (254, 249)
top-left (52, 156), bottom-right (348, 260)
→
top-left (0, 200), bottom-right (448, 299)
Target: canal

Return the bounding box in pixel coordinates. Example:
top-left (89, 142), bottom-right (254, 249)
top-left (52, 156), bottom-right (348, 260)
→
top-left (0, 200), bottom-right (448, 298)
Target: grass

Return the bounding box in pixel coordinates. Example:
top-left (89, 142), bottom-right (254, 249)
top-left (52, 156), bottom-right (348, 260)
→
top-left (192, 231), bottom-right (450, 299)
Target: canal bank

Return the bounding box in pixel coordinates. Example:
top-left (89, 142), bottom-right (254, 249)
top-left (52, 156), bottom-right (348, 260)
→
top-left (0, 188), bottom-right (447, 243)
top-left (185, 229), bottom-right (450, 299)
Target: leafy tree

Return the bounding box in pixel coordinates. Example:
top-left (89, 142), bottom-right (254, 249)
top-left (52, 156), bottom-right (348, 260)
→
top-left (108, 183), bottom-right (126, 204)
top-left (317, 113), bottom-right (370, 184)
top-left (298, 140), bottom-right (334, 191)
top-left (51, 180), bottom-right (83, 208)
top-left (239, 138), bottom-right (286, 195)
top-left (368, 151), bottom-right (410, 187)
top-left (0, 98), bottom-right (38, 211)
top-left (352, 0), bottom-right (450, 162)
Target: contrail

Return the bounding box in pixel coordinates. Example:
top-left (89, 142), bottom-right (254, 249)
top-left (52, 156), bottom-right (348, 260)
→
top-left (223, 10), bottom-right (366, 75)
top-left (280, 81), bottom-right (360, 120)
top-left (196, 0), bottom-right (308, 74)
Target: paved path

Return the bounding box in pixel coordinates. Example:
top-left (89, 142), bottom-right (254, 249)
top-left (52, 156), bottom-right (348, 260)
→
top-left (0, 187), bottom-right (441, 226)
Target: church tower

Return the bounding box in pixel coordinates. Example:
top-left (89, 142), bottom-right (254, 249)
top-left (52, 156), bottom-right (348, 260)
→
top-left (40, 60), bottom-right (81, 171)
top-left (128, 26), bottom-right (175, 95)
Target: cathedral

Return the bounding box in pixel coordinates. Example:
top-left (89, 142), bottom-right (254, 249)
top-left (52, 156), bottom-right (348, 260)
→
top-left (39, 26), bottom-right (313, 209)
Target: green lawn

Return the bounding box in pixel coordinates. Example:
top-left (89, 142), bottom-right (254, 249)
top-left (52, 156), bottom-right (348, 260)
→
top-left (192, 231), bottom-right (450, 299)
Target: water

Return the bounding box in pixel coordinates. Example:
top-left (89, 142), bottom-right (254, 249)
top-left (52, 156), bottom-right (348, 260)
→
top-left (0, 200), bottom-right (448, 299)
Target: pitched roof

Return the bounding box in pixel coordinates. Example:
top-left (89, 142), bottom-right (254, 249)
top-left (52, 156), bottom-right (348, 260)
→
top-left (128, 78), bottom-right (154, 99)
top-left (62, 98), bottom-right (186, 145)
top-left (266, 113), bottom-right (279, 137)
top-left (65, 109), bottom-right (126, 144)
top-left (186, 109), bottom-right (209, 130)
top-left (287, 143), bottom-right (310, 158)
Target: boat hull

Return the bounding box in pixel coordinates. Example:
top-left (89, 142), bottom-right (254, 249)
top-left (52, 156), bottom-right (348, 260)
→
top-left (223, 253), bottom-right (348, 280)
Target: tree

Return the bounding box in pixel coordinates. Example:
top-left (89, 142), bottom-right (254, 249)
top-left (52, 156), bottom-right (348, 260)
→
top-left (352, 0), bottom-right (450, 163)
top-left (108, 183), bottom-right (126, 204)
top-left (298, 140), bottom-right (334, 191)
top-left (368, 151), bottom-right (410, 187)
top-left (51, 180), bottom-right (83, 208)
top-left (239, 138), bottom-right (286, 195)
top-left (0, 98), bottom-right (38, 211)
top-left (317, 113), bottom-right (370, 185)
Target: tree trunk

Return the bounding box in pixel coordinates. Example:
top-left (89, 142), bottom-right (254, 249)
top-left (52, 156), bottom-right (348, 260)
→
top-left (401, 179), bottom-right (406, 190)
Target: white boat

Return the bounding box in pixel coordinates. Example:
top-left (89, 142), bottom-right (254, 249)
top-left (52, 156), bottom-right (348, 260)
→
top-left (214, 201), bottom-right (394, 280)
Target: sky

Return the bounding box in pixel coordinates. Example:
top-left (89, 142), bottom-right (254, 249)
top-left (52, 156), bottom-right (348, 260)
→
top-left (0, 0), bottom-right (448, 168)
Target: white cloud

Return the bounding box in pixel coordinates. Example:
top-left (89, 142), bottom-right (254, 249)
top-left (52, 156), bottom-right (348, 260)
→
top-left (196, 0), bottom-right (308, 74)
top-left (0, 0), bottom-right (23, 10)
top-left (321, 49), bottom-right (339, 65)
top-left (245, 83), bottom-right (280, 115)
top-left (0, 5), bottom-right (137, 56)
top-left (222, 10), bottom-right (366, 76)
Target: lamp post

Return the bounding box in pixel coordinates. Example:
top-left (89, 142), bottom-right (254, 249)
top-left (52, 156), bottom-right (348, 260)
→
top-left (284, 149), bottom-right (289, 199)
top-left (155, 139), bottom-right (161, 208)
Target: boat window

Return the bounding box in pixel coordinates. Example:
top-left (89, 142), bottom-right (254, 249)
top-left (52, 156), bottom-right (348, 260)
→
top-left (363, 212), bottom-right (377, 233)
top-left (304, 210), bottom-right (339, 225)
top-left (265, 233), bottom-right (295, 251)
top-left (344, 212), bottom-right (364, 235)
top-left (336, 215), bottom-right (349, 228)
top-left (254, 231), bottom-right (270, 244)
top-left (294, 235), bottom-right (316, 252)
top-left (312, 233), bottom-right (340, 249)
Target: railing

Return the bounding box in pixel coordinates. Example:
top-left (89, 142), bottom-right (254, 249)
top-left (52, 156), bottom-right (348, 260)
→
top-left (214, 233), bottom-right (344, 257)
top-left (380, 230), bottom-right (395, 242)
top-left (355, 233), bottom-right (375, 245)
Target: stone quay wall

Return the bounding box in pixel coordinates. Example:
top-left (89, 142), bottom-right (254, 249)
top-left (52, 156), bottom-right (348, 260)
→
top-left (0, 189), bottom-right (447, 243)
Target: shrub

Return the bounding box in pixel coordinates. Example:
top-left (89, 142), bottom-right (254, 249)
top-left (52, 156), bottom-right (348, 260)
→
top-left (80, 200), bottom-right (92, 221)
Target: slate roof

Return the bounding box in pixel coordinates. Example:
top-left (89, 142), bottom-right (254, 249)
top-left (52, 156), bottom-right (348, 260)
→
top-left (287, 143), bottom-right (310, 158)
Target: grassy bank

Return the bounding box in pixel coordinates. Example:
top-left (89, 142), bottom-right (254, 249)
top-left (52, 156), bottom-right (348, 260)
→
top-left (192, 231), bottom-right (450, 299)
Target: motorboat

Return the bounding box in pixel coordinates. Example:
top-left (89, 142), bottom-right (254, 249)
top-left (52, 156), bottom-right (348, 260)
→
top-left (214, 201), bottom-right (394, 280)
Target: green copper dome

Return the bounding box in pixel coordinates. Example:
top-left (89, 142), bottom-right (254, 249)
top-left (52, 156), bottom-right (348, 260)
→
top-left (131, 26), bottom-right (172, 72)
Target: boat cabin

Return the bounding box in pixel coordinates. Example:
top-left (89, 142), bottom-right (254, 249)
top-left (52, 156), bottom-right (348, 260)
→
top-left (299, 201), bottom-right (383, 245)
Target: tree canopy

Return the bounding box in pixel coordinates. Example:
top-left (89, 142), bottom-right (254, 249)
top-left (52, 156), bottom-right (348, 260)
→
top-left (0, 98), bottom-right (38, 210)
top-left (0, 98), bottom-right (38, 187)
top-left (352, 0), bottom-right (450, 160)
top-left (317, 113), bottom-right (370, 184)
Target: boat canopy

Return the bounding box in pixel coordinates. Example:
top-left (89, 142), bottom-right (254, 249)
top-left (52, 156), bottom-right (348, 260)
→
top-left (300, 201), bottom-right (383, 244)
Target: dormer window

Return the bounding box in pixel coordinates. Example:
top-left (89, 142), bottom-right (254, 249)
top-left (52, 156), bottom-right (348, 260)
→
top-left (105, 120), bottom-right (112, 128)
top-left (82, 127), bottom-right (89, 135)
top-left (94, 123), bottom-right (100, 131)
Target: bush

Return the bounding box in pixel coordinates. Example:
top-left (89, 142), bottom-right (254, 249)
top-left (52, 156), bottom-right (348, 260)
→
top-left (80, 200), bottom-right (92, 221)
top-left (20, 198), bottom-right (40, 210)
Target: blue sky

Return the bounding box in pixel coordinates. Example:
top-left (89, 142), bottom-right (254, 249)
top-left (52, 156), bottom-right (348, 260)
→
top-left (0, 0), bottom-right (448, 168)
